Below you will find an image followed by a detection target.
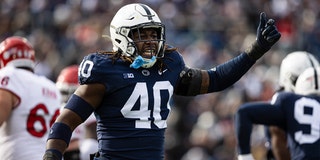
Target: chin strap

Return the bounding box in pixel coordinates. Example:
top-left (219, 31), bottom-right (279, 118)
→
top-left (130, 56), bottom-right (156, 69)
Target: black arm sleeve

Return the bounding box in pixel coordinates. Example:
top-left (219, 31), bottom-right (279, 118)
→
top-left (174, 67), bottom-right (203, 96)
top-left (174, 53), bottom-right (255, 96)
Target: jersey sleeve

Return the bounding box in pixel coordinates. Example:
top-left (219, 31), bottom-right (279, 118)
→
top-left (235, 99), bottom-right (286, 155)
top-left (0, 67), bottom-right (22, 106)
top-left (163, 49), bottom-right (185, 72)
top-left (208, 53), bottom-right (255, 92)
top-left (78, 53), bottom-right (112, 85)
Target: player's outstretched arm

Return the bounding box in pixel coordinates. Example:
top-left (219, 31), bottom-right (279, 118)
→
top-left (246, 12), bottom-right (281, 60)
top-left (235, 102), bottom-right (284, 160)
top-left (174, 12), bottom-right (281, 96)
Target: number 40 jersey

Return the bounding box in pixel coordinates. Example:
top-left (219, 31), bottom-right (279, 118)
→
top-left (78, 51), bottom-right (185, 159)
top-left (0, 66), bottom-right (61, 160)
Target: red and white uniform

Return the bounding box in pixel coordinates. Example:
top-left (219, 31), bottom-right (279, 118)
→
top-left (0, 66), bottom-right (61, 160)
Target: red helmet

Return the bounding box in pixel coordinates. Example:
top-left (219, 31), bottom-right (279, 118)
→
top-left (56, 65), bottom-right (79, 103)
top-left (0, 36), bottom-right (35, 69)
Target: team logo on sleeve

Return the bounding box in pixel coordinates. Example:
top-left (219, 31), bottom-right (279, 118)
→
top-left (123, 73), bottom-right (134, 79)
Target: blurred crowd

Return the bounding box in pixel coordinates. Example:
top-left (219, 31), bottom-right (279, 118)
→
top-left (1, 0), bottom-right (320, 160)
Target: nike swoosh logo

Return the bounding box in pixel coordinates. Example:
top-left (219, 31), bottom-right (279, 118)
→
top-left (158, 69), bottom-right (168, 75)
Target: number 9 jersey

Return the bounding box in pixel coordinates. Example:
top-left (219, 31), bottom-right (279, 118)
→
top-left (0, 66), bottom-right (61, 159)
top-left (78, 51), bottom-right (185, 159)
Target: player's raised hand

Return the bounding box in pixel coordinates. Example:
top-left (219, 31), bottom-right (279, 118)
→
top-left (246, 12), bottom-right (281, 60)
top-left (257, 12), bottom-right (281, 50)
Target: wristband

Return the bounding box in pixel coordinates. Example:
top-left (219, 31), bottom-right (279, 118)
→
top-left (47, 122), bottom-right (72, 145)
top-left (245, 41), bottom-right (266, 60)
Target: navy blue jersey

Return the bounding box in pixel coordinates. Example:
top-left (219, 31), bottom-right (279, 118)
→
top-left (78, 50), bottom-right (254, 159)
top-left (235, 92), bottom-right (320, 160)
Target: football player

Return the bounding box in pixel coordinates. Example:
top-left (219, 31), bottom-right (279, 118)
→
top-left (43, 3), bottom-right (281, 160)
top-left (56, 65), bottom-right (98, 160)
top-left (266, 51), bottom-right (319, 160)
top-left (235, 63), bottom-right (320, 159)
top-left (0, 36), bottom-right (61, 159)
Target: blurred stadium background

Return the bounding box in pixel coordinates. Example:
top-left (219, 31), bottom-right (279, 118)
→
top-left (1, 0), bottom-right (319, 159)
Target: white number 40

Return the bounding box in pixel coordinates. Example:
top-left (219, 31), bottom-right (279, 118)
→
top-left (121, 81), bottom-right (173, 129)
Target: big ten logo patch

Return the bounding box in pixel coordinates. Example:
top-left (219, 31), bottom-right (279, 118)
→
top-left (123, 73), bottom-right (134, 79)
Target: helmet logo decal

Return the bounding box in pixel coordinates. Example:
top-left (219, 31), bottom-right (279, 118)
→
top-left (3, 49), bottom-right (33, 60)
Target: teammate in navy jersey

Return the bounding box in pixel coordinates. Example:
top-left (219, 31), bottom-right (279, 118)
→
top-left (265, 51), bottom-right (319, 160)
top-left (235, 66), bottom-right (320, 160)
top-left (43, 3), bottom-right (281, 160)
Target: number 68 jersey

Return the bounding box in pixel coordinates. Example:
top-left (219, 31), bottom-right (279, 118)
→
top-left (0, 66), bottom-right (61, 160)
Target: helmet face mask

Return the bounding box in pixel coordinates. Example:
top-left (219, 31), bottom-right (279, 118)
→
top-left (129, 24), bottom-right (165, 58)
top-left (109, 3), bottom-right (165, 68)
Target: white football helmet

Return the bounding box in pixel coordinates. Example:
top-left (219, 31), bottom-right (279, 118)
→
top-left (109, 3), bottom-right (165, 68)
top-left (279, 51), bottom-right (319, 92)
top-left (295, 66), bottom-right (320, 95)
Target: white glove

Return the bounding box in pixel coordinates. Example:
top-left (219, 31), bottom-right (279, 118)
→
top-left (238, 154), bottom-right (255, 160)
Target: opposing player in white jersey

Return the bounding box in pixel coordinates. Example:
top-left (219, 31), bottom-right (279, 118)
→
top-left (56, 65), bottom-right (97, 160)
top-left (0, 36), bottom-right (61, 160)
